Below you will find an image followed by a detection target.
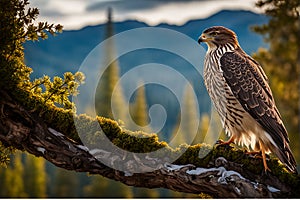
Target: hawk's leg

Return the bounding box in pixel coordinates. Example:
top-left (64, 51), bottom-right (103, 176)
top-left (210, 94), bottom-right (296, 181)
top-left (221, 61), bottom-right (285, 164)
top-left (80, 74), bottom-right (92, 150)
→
top-left (259, 141), bottom-right (271, 172)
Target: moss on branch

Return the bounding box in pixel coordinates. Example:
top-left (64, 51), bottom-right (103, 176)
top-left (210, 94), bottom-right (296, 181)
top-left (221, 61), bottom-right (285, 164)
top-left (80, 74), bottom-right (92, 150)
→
top-left (7, 87), bottom-right (299, 190)
top-left (0, 87), bottom-right (299, 197)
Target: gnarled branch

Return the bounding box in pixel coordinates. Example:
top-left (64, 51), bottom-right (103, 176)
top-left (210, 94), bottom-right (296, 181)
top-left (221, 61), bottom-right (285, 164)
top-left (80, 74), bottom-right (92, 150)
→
top-left (0, 89), bottom-right (299, 198)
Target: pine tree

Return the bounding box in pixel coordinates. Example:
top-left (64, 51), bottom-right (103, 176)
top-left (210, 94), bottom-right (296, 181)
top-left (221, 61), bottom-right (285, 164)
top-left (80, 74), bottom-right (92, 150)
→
top-left (129, 83), bottom-right (151, 132)
top-left (194, 113), bottom-right (210, 144)
top-left (95, 8), bottom-right (127, 122)
top-left (171, 84), bottom-right (200, 147)
top-left (52, 168), bottom-right (79, 197)
top-left (132, 187), bottom-right (159, 198)
top-left (167, 189), bottom-right (200, 198)
top-left (83, 176), bottom-right (108, 197)
top-left (0, 152), bottom-right (27, 197)
top-left (83, 175), bottom-right (133, 197)
top-left (199, 108), bottom-right (225, 146)
top-left (23, 153), bottom-right (47, 197)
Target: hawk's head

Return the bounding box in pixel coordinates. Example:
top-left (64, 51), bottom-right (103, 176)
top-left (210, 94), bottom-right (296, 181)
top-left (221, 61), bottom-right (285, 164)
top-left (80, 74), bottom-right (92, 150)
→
top-left (198, 26), bottom-right (239, 49)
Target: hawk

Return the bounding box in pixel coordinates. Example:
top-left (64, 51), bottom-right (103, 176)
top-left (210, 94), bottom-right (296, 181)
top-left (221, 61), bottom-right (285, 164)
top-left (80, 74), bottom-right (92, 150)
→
top-left (198, 26), bottom-right (297, 173)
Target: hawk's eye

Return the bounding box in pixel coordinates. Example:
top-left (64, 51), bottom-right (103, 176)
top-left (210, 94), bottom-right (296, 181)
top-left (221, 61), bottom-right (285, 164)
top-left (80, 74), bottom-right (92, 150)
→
top-left (211, 31), bottom-right (218, 36)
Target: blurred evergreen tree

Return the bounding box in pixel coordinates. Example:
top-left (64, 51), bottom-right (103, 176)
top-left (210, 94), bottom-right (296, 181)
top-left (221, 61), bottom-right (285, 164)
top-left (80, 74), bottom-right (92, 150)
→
top-left (0, 152), bottom-right (27, 197)
top-left (83, 176), bottom-right (107, 197)
top-left (167, 190), bottom-right (200, 198)
top-left (129, 83), bottom-right (151, 132)
top-left (52, 168), bottom-right (79, 197)
top-left (171, 84), bottom-right (200, 147)
top-left (194, 113), bottom-right (210, 144)
top-left (252, 0), bottom-right (300, 161)
top-left (23, 153), bottom-right (47, 197)
top-left (199, 109), bottom-right (225, 146)
top-left (95, 8), bottom-right (127, 122)
top-left (132, 187), bottom-right (160, 198)
top-left (91, 9), bottom-right (137, 197)
top-left (83, 175), bottom-right (133, 197)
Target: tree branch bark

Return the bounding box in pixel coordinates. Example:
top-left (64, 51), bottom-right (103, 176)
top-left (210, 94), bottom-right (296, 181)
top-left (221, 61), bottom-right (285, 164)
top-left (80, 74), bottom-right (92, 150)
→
top-left (0, 89), bottom-right (299, 198)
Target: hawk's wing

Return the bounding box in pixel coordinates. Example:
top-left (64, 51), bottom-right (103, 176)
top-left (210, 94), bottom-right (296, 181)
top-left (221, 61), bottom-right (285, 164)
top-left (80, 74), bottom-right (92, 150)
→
top-left (220, 50), bottom-right (297, 172)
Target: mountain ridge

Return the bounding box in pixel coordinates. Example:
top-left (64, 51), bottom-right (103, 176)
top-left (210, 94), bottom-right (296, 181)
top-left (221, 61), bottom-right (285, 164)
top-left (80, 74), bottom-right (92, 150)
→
top-left (24, 10), bottom-right (268, 78)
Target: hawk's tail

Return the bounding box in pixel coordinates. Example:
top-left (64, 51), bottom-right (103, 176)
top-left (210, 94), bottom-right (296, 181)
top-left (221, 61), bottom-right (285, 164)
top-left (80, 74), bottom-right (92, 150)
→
top-left (275, 143), bottom-right (298, 174)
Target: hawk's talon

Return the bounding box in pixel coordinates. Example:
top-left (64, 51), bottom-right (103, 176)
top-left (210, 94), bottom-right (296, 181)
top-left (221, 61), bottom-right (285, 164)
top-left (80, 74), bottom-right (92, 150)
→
top-left (261, 167), bottom-right (271, 177)
top-left (215, 136), bottom-right (235, 146)
top-left (215, 139), bottom-right (225, 145)
top-left (245, 151), bottom-right (262, 158)
top-left (215, 139), bottom-right (234, 151)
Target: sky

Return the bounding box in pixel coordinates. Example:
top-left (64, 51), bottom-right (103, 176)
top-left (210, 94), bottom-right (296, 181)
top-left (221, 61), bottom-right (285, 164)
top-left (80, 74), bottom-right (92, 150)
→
top-left (29, 0), bottom-right (263, 30)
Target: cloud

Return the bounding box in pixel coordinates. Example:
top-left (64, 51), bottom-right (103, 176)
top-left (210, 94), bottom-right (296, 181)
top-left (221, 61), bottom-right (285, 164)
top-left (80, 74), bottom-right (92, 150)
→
top-left (86, 0), bottom-right (161, 12)
top-left (29, 0), bottom-right (261, 30)
top-left (86, 0), bottom-right (201, 12)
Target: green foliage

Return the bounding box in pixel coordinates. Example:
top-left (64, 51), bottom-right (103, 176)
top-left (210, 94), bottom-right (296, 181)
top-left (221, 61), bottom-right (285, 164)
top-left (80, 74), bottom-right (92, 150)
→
top-left (0, 143), bottom-right (14, 167)
top-left (8, 88), bottom-right (80, 142)
top-left (252, 0), bottom-right (300, 161)
top-left (0, 0), bottom-right (82, 113)
top-left (30, 72), bottom-right (85, 110)
top-left (0, 0), bottom-right (62, 90)
top-left (0, 0), bottom-right (62, 52)
top-left (0, 0), bottom-right (84, 147)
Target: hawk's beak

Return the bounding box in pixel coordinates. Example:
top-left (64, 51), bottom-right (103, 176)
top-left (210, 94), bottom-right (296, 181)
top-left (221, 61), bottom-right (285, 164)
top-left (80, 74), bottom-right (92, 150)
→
top-left (198, 34), bottom-right (204, 44)
top-left (198, 33), bottom-right (211, 44)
